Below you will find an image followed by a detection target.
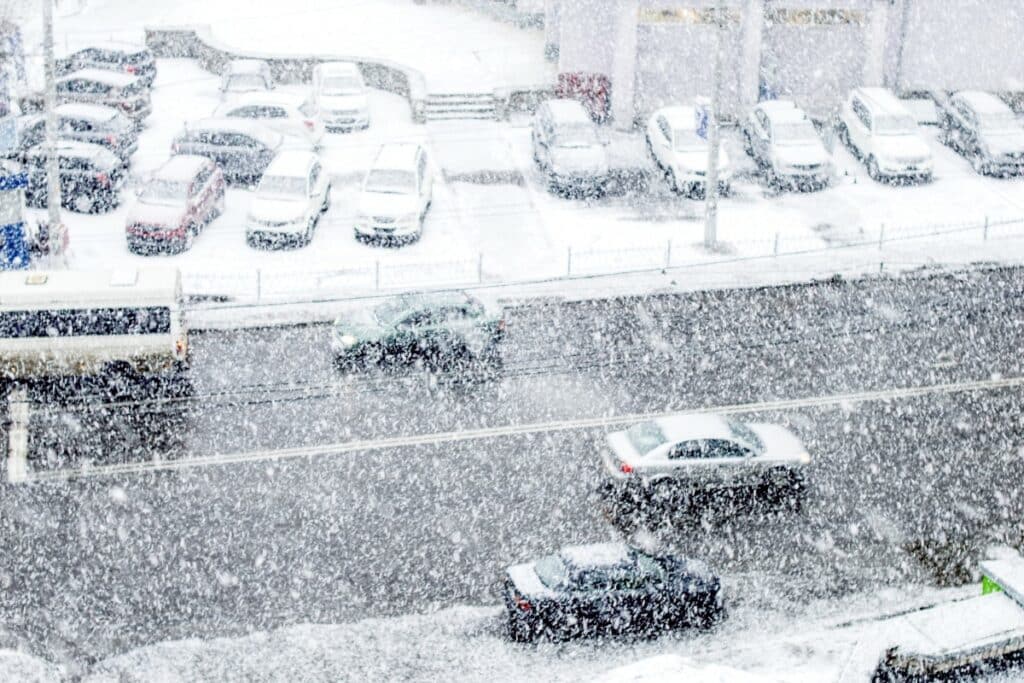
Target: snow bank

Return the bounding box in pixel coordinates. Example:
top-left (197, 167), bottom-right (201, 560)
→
top-left (0, 649), bottom-right (63, 683)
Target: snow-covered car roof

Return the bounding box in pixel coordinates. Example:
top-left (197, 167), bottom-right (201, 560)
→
top-left (654, 413), bottom-right (733, 443)
top-left (58, 68), bottom-right (140, 88)
top-left (545, 98), bottom-right (592, 124)
top-left (655, 105), bottom-right (701, 130)
top-left (314, 61), bottom-right (363, 78)
top-left (182, 118), bottom-right (283, 148)
top-left (262, 150), bottom-right (319, 178)
top-left (54, 102), bottom-right (122, 122)
top-left (27, 140), bottom-right (118, 164)
top-left (953, 90), bottom-right (1014, 115)
top-left (371, 143), bottom-right (422, 170)
top-left (226, 59), bottom-right (272, 75)
top-left (215, 92), bottom-right (308, 114)
top-left (853, 87), bottom-right (910, 114)
top-left (559, 543), bottom-right (632, 569)
top-left (155, 155), bottom-right (213, 182)
top-left (755, 99), bottom-right (808, 123)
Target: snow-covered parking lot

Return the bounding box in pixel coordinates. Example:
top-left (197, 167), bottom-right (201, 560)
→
top-left (34, 58), bottom-right (1024, 306)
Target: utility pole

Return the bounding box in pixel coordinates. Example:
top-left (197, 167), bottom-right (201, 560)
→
top-left (703, 0), bottom-right (725, 250)
top-left (42, 0), bottom-right (65, 266)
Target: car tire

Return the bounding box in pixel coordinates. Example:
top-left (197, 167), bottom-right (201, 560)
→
top-left (837, 123), bottom-right (850, 148)
top-left (321, 185), bottom-right (331, 213)
top-left (665, 168), bottom-right (679, 194)
top-left (181, 226), bottom-right (194, 253)
top-left (303, 217), bottom-right (315, 246)
top-left (507, 613), bottom-right (535, 643)
top-left (211, 192), bottom-right (225, 218)
top-left (970, 153), bottom-right (988, 176)
top-left (867, 156), bottom-right (881, 181)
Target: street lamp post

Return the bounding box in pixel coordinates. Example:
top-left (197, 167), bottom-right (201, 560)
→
top-left (703, 0), bottom-right (725, 250)
top-left (41, 0), bottom-right (65, 266)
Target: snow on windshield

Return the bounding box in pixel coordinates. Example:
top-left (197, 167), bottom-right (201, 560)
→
top-left (139, 179), bottom-right (189, 204)
top-left (321, 77), bottom-right (362, 95)
top-left (365, 169), bottom-right (415, 194)
top-left (259, 175), bottom-right (306, 197)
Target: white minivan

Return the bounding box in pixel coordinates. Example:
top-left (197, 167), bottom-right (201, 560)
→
top-left (837, 87), bottom-right (933, 183)
top-left (354, 143), bottom-right (433, 244)
top-left (312, 62), bottom-right (370, 131)
top-left (645, 104), bottom-right (731, 197)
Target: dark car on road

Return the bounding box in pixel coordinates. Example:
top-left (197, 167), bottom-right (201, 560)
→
top-left (171, 118), bottom-right (284, 185)
top-left (54, 69), bottom-right (152, 124)
top-left (57, 43), bottom-right (157, 88)
top-left (126, 155), bottom-right (226, 254)
top-left (25, 141), bottom-right (126, 213)
top-left (938, 90), bottom-right (1024, 176)
top-left (331, 291), bottom-right (505, 372)
top-left (18, 104), bottom-right (138, 162)
top-left (503, 542), bottom-right (723, 642)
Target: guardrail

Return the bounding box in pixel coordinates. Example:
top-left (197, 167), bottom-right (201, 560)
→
top-left (181, 214), bottom-right (1024, 308)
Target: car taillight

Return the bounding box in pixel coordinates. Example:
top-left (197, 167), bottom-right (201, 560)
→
top-left (497, 318), bottom-right (506, 333)
top-left (96, 172), bottom-right (109, 186)
top-left (106, 134), bottom-right (116, 146)
top-left (172, 143), bottom-right (180, 154)
top-left (513, 595), bottom-right (532, 612)
top-left (126, 65), bottom-right (137, 74)
top-left (175, 338), bottom-right (187, 357)
top-left (303, 119), bottom-right (315, 131)
top-left (619, 462), bottom-right (634, 475)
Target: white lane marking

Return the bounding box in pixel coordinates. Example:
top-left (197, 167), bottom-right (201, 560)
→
top-left (22, 374), bottom-right (1024, 483)
top-left (7, 388), bottom-right (29, 484)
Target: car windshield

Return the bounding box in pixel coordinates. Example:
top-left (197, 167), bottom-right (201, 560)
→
top-left (773, 121), bottom-right (819, 144)
top-left (373, 298), bottom-right (410, 325)
top-left (626, 421), bottom-right (667, 455)
top-left (727, 419), bottom-right (764, 453)
top-left (978, 111), bottom-right (1020, 132)
top-left (259, 175), bottom-right (306, 197)
top-left (554, 123), bottom-right (598, 148)
top-left (321, 76), bottom-right (363, 95)
top-left (534, 554), bottom-right (571, 590)
top-left (139, 179), bottom-right (189, 205)
top-left (365, 169), bottom-right (415, 194)
top-left (226, 74), bottom-right (267, 91)
top-left (673, 128), bottom-right (705, 150)
top-left (874, 115), bottom-right (917, 135)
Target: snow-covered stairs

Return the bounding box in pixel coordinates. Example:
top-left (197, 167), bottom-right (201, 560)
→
top-left (423, 93), bottom-right (497, 121)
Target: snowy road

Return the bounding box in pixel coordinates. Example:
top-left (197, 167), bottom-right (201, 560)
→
top-left (2, 266), bottom-right (1024, 666)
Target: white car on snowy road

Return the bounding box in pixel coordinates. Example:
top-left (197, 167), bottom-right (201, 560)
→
top-left (215, 93), bottom-right (325, 148)
top-left (837, 87), bottom-right (933, 183)
top-left (645, 105), bottom-right (731, 197)
top-left (245, 150), bottom-right (331, 249)
top-left (602, 413), bottom-right (810, 506)
top-left (743, 99), bottom-right (833, 190)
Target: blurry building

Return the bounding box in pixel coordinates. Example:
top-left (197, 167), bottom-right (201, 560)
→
top-left (543, 0), bottom-right (1024, 126)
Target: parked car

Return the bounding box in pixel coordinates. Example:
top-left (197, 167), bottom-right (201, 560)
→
top-left (55, 69), bottom-right (151, 123)
top-left (57, 42), bottom-right (157, 88)
top-left (214, 93), bottom-right (325, 148)
top-left (125, 155), bottom-right (225, 254)
top-left (743, 100), bottom-right (832, 190)
top-left (353, 143), bottom-right (433, 244)
top-left (220, 59), bottom-right (274, 97)
top-left (531, 98), bottom-right (609, 195)
top-left (837, 87), bottom-right (933, 183)
top-left (24, 141), bottom-right (126, 213)
top-left (938, 91), bottom-right (1024, 176)
top-left (245, 150), bottom-right (330, 248)
top-left (503, 543), bottom-right (723, 642)
top-left (331, 291), bottom-right (505, 372)
top-left (170, 118), bottom-right (284, 184)
top-left (18, 104), bottom-right (138, 162)
top-left (602, 413), bottom-right (810, 509)
top-left (645, 105), bottom-right (731, 196)
top-left (312, 62), bottom-right (370, 131)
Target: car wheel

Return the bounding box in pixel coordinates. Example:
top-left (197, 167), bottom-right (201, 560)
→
top-left (837, 122), bottom-right (850, 148)
top-left (867, 156), bottom-right (881, 181)
top-left (644, 135), bottom-right (657, 163)
top-left (321, 185), bottom-right (331, 213)
top-left (303, 217), bottom-right (315, 245)
top-left (970, 152), bottom-right (988, 175)
top-left (212, 192), bottom-right (225, 218)
top-left (181, 226), bottom-right (194, 253)
top-left (665, 168), bottom-right (679, 194)
top-left (507, 612), bottom-right (535, 643)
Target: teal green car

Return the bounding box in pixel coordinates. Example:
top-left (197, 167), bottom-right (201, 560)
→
top-left (331, 291), bottom-right (505, 372)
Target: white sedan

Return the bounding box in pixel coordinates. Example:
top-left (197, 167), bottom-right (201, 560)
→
top-left (215, 93), bottom-right (324, 148)
top-left (602, 413), bottom-right (810, 504)
top-left (245, 150), bottom-right (331, 249)
top-left (645, 105), bottom-right (731, 197)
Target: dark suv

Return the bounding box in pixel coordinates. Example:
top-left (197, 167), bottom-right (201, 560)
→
top-left (25, 141), bottom-right (126, 213)
top-left (55, 69), bottom-right (152, 124)
top-left (171, 118), bottom-right (284, 184)
top-left (57, 43), bottom-right (157, 88)
top-left (18, 104), bottom-right (138, 161)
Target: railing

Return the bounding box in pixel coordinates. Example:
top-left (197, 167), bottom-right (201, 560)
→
top-left (182, 215), bottom-right (1024, 308)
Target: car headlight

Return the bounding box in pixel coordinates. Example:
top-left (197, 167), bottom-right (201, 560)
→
top-left (798, 452), bottom-right (812, 465)
top-left (337, 334), bottom-right (357, 348)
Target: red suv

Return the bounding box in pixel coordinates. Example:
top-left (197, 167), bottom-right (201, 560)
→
top-left (126, 155), bottom-right (225, 254)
